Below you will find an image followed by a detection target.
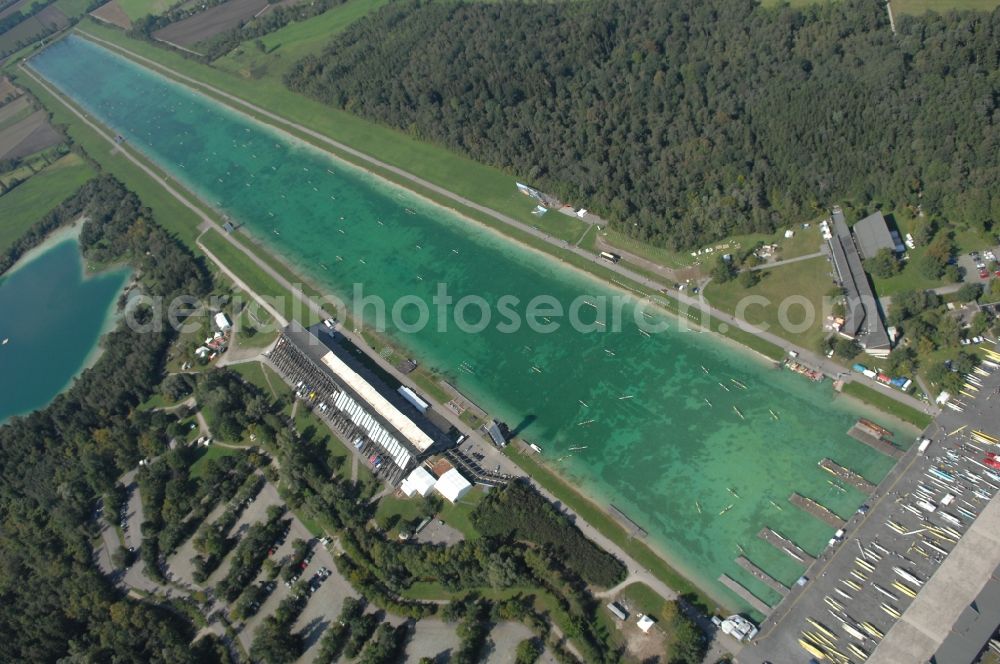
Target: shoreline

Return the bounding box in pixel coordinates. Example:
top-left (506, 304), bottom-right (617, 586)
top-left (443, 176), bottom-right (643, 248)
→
top-left (508, 442), bottom-right (736, 612)
top-left (21, 37), bottom-right (741, 610)
top-left (70, 29), bottom-right (775, 360)
top-left (25, 33), bottom-right (906, 615)
top-left (2, 219), bottom-right (84, 278)
top-left (0, 225), bottom-right (130, 424)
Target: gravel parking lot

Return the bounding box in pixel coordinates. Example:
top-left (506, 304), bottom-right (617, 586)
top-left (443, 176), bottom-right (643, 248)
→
top-left (166, 499), bottom-right (229, 587)
top-left (415, 518), bottom-right (464, 546)
top-left (402, 619), bottom-right (461, 663)
top-left (204, 481), bottom-right (284, 588)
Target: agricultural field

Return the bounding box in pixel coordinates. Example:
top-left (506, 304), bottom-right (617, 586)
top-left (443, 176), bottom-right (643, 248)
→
top-left (0, 94), bottom-right (30, 131)
top-left (89, 0), bottom-right (131, 28)
top-left (0, 6), bottom-right (68, 56)
top-left (0, 0), bottom-right (32, 21)
top-left (115, 0), bottom-right (174, 20)
top-left (53, 0), bottom-right (94, 19)
top-left (894, 0), bottom-right (1000, 13)
top-left (0, 151), bottom-right (94, 253)
top-left (214, 0), bottom-right (389, 80)
top-left (153, 0), bottom-right (296, 50)
top-left (0, 76), bottom-right (17, 101)
top-left (0, 108), bottom-right (60, 160)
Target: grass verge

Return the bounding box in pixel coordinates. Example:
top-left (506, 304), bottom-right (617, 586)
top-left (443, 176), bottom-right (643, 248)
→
top-left (10, 66), bottom-right (209, 249)
top-left (705, 256), bottom-right (835, 352)
top-left (841, 381), bottom-right (932, 430)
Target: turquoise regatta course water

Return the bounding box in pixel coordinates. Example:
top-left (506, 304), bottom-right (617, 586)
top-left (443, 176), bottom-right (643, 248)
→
top-left (0, 234), bottom-right (129, 423)
top-left (30, 35), bottom-right (900, 612)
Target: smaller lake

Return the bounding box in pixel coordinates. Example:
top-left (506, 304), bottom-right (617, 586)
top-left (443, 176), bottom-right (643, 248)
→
top-left (0, 233), bottom-right (130, 423)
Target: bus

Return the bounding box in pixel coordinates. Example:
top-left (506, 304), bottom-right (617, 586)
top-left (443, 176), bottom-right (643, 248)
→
top-left (599, 251), bottom-right (621, 264)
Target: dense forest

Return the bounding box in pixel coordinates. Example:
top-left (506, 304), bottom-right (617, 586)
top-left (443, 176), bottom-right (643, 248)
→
top-left (285, 0), bottom-right (1000, 249)
top-left (0, 176), bottom-right (218, 661)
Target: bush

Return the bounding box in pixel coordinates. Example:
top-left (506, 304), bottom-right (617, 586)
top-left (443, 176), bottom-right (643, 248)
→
top-left (737, 269), bottom-right (760, 288)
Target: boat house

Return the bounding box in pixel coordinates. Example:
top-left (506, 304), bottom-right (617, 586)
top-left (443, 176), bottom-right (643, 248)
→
top-left (828, 207), bottom-right (891, 357)
top-left (853, 211), bottom-right (905, 259)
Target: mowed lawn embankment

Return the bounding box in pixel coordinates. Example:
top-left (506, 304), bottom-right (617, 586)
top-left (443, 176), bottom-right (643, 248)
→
top-left (704, 256), bottom-right (837, 353)
top-left (77, 20), bottom-right (590, 245)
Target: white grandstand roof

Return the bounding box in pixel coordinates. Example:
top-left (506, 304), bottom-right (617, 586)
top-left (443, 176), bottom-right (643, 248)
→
top-left (435, 468), bottom-right (473, 503)
top-left (400, 466), bottom-right (437, 497)
top-left (321, 351), bottom-right (434, 451)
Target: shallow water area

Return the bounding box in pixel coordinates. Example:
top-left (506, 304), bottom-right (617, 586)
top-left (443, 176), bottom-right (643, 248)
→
top-left (29, 35), bottom-right (902, 612)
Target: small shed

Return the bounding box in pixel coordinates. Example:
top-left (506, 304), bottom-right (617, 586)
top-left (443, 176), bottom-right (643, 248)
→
top-left (214, 312), bottom-right (232, 331)
top-left (435, 468), bottom-right (473, 503)
top-left (400, 466), bottom-right (437, 498)
top-left (607, 602), bottom-right (628, 620)
top-left (637, 614), bottom-right (656, 634)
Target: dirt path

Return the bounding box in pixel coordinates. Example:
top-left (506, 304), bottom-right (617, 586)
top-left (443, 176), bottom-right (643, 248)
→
top-left (750, 250), bottom-right (826, 271)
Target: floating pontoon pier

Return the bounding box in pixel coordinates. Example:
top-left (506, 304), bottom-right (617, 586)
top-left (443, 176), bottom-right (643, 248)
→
top-left (848, 419), bottom-right (903, 459)
top-left (609, 505), bottom-right (648, 538)
top-left (719, 574), bottom-right (772, 614)
top-left (789, 492), bottom-right (846, 528)
top-left (758, 527), bottom-right (816, 565)
top-left (736, 556), bottom-right (789, 595)
top-left (819, 458), bottom-right (875, 493)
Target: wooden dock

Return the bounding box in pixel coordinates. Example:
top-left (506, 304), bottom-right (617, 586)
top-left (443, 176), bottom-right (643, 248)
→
top-left (848, 422), bottom-right (903, 459)
top-left (719, 574), bottom-right (772, 614)
top-left (789, 492), bottom-right (846, 528)
top-left (758, 527), bottom-right (816, 565)
top-left (736, 556), bottom-right (789, 595)
top-left (609, 505), bottom-right (648, 538)
top-left (819, 458), bottom-right (876, 493)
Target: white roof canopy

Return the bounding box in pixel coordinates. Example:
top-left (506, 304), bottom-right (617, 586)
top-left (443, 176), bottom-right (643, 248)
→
top-left (321, 351), bottom-right (433, 451)
top-left (434, 468), bottom-right (472, 503)
top-left (401, 466), bottom-right (437, 497)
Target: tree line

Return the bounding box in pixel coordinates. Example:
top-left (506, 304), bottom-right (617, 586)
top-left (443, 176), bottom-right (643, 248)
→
top-left (285, 0), bottom-right (1000, 250)
top-left (0, 175), bottom-right (219, 661)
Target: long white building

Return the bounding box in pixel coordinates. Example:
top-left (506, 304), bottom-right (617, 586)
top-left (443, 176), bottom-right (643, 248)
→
top-left (267, 321), bottom-right (450, 484)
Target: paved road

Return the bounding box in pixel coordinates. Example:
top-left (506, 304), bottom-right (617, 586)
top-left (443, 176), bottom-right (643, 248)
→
top-left (21, 63), bottom-right (290, 330)
top-left (32, 30), bottom-right (929, 652)
top-left (741, 359), bottom-right (1000, 663)
top-left (72, 30), bottom-right (934, 422)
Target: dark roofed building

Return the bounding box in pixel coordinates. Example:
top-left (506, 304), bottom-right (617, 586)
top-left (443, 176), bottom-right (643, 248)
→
top-left (828, 207), bottom-right (891, 356)
top-left (854, 211), bottom-right (905, 260)
top-left (932, 566), bottom-right (1000, 663)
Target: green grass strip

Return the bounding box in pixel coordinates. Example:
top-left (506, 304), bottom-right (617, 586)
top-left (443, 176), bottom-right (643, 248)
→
top-left (506, 445), bottom-right (728, 613)
top-left (841, 381), bottom-right (932, 430)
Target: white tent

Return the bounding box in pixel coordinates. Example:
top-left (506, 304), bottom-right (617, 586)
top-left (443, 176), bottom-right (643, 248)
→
top-left (400, 466), bottom-right (437, 498)
top-left (434, 468), bottom-right (472, 503)
top-left (637, 615), bottom-right (656, 634)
